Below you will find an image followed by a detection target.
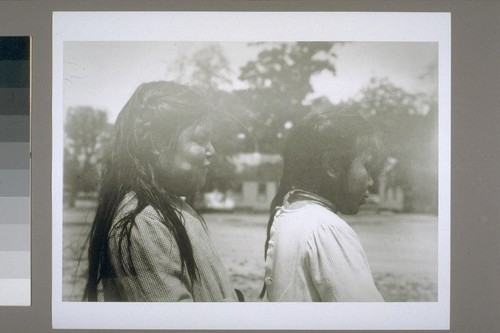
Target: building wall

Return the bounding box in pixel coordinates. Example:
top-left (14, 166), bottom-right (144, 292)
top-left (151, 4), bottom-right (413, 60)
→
top-left (233, 181), bottom-right (277, 211)
top-left (378, 181), bottom-right (404, 211)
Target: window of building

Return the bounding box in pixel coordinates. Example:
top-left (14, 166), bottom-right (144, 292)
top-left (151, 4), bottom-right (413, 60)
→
top-left (258, 182), bottom-right (266, 195)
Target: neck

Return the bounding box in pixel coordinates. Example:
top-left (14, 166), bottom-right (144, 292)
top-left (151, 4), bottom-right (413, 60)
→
top-left (287, 188), bottom-right (337, 213)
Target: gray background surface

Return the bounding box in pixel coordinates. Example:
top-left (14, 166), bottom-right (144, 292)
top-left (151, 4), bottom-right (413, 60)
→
top-left (1, 0), bottom-right (499, 332)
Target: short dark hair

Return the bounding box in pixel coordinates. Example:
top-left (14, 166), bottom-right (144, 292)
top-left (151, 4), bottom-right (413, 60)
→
top-left (281, 110), bottom-right (383, 192)
top-left (264, 109), bottom-right (383, 258)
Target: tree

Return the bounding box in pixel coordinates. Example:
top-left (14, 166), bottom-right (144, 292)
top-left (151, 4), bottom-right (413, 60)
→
top-left (170, 43), bottom-right (233, 90)
top-left (64, 106), bottom-right (111, 207)
top-left (240, 42), bottom-right (337, 101)
top-left (238, 42), bottom-right (339, 153)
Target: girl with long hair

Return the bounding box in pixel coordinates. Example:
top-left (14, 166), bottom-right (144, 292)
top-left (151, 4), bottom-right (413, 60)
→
top-left (85, 81), bottom-right (238, 302)
top-left (263, 110), bottom-right (385, 302)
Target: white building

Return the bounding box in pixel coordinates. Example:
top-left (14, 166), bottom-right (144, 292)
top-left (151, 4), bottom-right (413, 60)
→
top-left (230, 153), bottom-right (281, 211)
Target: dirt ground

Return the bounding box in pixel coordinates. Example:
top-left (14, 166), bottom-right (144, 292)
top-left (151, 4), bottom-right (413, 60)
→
top-left (63, 207), bottom-right (438, 302)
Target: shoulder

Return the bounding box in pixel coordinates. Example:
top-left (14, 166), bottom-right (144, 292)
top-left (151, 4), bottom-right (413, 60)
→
top-left (115, 194), bottom-right (167, 231)
top-left (284, 203), bottom-right (349, 230)
top-left (109, 194), bottom-right (175, 247)
top-left (284, 204), bottom-right (360, 247)
top-left (132, 202), bottom-right (207, 245)
top-left (272, 203), bottom-right (354, 245)
top-left (119, 206), bottom-right (183, 264)
top-left (302, 212), bottom-right (363, 256)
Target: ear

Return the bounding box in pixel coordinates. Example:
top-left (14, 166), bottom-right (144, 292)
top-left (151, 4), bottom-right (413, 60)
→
top-left (321, 152), bottom-right (340, 179)
top-left (151, 148), bottom-right (162, 166)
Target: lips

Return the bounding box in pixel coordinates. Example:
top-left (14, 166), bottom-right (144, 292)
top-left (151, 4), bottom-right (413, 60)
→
top-left (200, 162), bottom-right (211, 173)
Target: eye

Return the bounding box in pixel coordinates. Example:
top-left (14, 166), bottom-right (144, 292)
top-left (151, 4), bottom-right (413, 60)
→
top-left (193, 135), bottom-right (210, 146)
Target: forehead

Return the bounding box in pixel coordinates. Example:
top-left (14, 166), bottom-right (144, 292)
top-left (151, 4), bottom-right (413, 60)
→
top-left (353, 147), bottom-right (371, 160)
top-left (355, 135), bottom-right (382, 161)
top-left (180, 122), bottom-right (212, 139)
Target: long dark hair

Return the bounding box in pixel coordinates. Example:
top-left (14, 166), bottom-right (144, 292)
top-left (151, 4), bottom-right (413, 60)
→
top-left (85, 81), bottom-right (211, 301)
top-left (264, 110), bottom-right (384, 257)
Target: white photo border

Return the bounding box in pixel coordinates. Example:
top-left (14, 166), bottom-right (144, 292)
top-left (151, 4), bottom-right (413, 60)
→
top-left (52, 11), bottom-right (451, 330)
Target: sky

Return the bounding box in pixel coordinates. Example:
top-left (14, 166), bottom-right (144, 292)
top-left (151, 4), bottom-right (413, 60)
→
top-left (63, 41), bottom-right (437, 123)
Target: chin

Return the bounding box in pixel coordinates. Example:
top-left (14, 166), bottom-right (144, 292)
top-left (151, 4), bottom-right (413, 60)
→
top-left (196, 179), bottom-right (207, 191)
top-left (339, 206), bottom-right (360, 215)
top-left (171, 183), bottom-right (205, 198)
top-left (189, 182), bottom-right (206, 196)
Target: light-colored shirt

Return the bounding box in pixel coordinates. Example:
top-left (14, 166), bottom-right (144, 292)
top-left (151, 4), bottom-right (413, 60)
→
top-left (98, 193), bottom-right (237, 302)
top-left (264, 200), bottom-right (383, 302)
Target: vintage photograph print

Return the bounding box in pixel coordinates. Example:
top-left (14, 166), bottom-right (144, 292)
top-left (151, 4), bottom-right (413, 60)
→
top-left (53, 12), bottom-right (450, 329)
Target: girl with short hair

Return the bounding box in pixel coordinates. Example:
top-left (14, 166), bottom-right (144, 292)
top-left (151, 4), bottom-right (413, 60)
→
top-left (263, 110), bottom-right (385, 302)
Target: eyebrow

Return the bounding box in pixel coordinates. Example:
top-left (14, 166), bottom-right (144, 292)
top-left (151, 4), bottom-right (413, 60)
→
top-left (190, 124), bottom-right (212, 139)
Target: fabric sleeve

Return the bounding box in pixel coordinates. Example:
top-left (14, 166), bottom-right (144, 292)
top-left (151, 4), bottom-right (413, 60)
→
top-left (305, 223), bottom-right (384, 302)
top-left (112, 209), bottom-right (194, 302)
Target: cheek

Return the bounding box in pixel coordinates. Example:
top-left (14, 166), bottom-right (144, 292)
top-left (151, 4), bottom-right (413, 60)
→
top-left (188, 146), bottom-right (207, 167)
top-left (346, 167), bottom-right (369, 193)
top-left (174, 145), bottom-right (205, 170)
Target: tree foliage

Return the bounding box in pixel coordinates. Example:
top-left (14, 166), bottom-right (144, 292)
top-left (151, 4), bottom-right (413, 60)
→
top-left (239, 42), bottom-right (337, 100)
top-left (170, 44), bottom-right (232, 90)
top-left (237, 42), bottom-right (338, 153)
top-left (169, 42), bottom-right (339, 154)
top-left (64, 106), bottom-right (111, 206)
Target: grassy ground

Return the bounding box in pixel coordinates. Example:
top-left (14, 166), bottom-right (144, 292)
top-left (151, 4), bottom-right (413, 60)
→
top-left (63, 206), bottom-right (438, 302)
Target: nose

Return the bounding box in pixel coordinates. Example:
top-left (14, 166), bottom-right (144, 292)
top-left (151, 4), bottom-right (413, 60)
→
top-left (206, 142), bottom-right (215, 159)
top-left (368, 174), bottom-right (374, 187)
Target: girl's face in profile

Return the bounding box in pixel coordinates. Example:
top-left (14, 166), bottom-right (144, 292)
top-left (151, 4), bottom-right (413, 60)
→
top-left (335, 152), bottom-right (374, 215)
top-left (158, 123), bottom-right (215, 196)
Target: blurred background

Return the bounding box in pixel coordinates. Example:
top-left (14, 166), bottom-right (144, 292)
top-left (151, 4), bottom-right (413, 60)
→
top-left (62, 41), bottom-right (438, 302)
